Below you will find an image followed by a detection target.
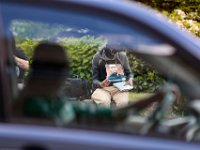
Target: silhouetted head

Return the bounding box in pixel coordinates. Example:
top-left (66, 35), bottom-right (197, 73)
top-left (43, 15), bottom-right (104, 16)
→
top-left (31, 41), bottom-right (69, 79)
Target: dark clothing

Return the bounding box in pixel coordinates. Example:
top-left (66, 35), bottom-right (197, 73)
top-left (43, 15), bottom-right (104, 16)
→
top-left (15, 48), bottom-right (28, 82)
top-left (92, 51), bottom-right (133, 89)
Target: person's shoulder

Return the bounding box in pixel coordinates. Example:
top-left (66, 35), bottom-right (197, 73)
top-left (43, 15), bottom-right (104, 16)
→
top-left (15, 47), bottom-right (24, 54)
top-left (15, 47), bottom-right (27, 59)
top-left (16, 47), bottom-right (23, 52)
top-left (93, 52), bottom-right (100, 59)
top-left (118, 51), bottom-right (127, 58)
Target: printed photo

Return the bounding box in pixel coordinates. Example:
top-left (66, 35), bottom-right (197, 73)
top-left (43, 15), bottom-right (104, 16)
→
top-left (105, 64), bottom-right (126, 83)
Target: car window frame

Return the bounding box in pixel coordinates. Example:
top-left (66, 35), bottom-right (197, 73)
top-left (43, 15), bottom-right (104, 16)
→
top-left (0, 7), bottom-right (14, 121)
top-left (0, 0), bottom-right (198, 149)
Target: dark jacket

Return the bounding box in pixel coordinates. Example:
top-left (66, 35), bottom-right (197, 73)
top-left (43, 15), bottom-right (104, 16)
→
top-left (92, 51), bottom-right (133, 89)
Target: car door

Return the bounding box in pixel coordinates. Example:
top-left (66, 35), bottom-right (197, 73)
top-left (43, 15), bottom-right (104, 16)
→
top-left (0, 1), bottom-right (14, 122)
top-left (0, 0), bottom-right (200, 150)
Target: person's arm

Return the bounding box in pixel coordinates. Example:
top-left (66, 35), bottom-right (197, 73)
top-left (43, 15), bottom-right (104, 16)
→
top-left (15, 56), bottom-right (29, 70)
top-left (92, 54), bottom-right (109, 88)
top-left (121, 53), bottom-right (134, 86)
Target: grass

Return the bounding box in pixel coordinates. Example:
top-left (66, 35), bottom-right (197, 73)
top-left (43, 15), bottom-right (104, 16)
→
top-left (129, 92), bottom-right (153, 102)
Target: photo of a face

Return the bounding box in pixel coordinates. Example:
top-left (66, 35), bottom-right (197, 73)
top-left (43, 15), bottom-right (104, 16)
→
top-left (109, 64), bottom-right (118, 74)
top-left (105, 64), bottom-right (124, 78)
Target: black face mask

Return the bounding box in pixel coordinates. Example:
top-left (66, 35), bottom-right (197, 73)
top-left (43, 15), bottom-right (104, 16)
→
top-left (104, 47), bottom-right (117, 59)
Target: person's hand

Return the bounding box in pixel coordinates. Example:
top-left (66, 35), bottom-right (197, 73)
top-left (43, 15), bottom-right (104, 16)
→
top-left (100, 79), bottom-right (110, 87)
top-left (125, 79), bottom-right (133, 86)
top-left (14, 56), bottom-right (29, 70)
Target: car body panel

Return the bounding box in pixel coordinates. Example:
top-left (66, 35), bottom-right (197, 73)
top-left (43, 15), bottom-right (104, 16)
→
top-left (0, 123), bottom-right (200, 150)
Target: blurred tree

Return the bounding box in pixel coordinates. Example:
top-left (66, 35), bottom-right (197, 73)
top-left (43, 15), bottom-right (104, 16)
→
top-left (132, 0), bottom-right (200, 37)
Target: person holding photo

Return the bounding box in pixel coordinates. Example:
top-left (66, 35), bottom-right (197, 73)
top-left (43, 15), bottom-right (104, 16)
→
top-left (91, 42), bottom-right (134, 108)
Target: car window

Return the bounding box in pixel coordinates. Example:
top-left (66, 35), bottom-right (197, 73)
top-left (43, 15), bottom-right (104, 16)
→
top-left (1, 1), bottom-right (198, 141)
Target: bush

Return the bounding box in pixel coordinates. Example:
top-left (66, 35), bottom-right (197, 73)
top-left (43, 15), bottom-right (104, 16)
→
top-left (134, 0), bottom-right (200, 37)
top-left (58, 36), bottom-right (105, 81)
top-left (128, 53), bottom-right (165, 92)
top-left (17, 39), bottom-right (41, 63)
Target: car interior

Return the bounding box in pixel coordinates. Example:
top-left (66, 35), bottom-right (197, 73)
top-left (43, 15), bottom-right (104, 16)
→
top-left (1, 1), bottom-right (200, 145)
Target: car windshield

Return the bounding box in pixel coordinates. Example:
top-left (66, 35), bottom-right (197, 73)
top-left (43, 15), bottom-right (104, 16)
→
top-left (1, 1), bottom-right (200, 142)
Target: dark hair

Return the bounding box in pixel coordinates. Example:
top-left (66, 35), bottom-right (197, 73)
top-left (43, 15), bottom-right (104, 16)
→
top-left (101, 45), bottom-right (117, 59)
top-left (31, 41), bottom-right (69, 78)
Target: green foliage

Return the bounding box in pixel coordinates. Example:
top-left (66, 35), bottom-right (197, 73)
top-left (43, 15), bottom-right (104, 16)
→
top-left (17, 39), bottom-right (41, 63)
top-left (135, 0), bottom-right (200, 15)
top-left (128, 53), bottom-right (165, 92)
top-left (58, 36), bottom-right (105, 81)
top-left (135, 0), bottom-right (200, 37)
